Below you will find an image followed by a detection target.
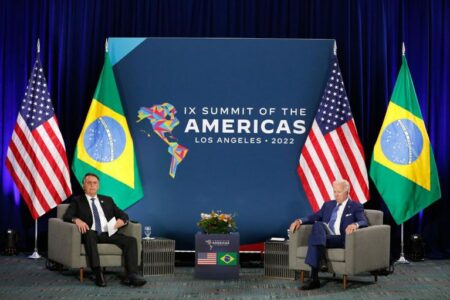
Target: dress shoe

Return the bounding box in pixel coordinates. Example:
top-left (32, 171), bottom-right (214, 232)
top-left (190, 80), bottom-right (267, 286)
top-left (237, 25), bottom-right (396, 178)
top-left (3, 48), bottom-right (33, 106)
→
top-left (320, 260), bottom-right (328, 272)
top-left (95, 271), bottom-right (107, 287)
top-left (122, 273), bottom-right (146, 287)
top-left (300, 279), bottom-right (320, 290)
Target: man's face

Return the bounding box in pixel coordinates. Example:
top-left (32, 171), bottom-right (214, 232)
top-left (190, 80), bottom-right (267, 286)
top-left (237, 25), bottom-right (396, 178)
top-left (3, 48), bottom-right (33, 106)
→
top-left (333, 182), bottom-right (348, 204)
top-left (83, 175), bottom-right (99, 196)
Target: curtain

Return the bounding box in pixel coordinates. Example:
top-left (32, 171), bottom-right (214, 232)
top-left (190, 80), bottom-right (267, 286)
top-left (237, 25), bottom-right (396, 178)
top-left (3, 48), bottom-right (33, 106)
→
top-left (1, 0), bottom-right (449, 258)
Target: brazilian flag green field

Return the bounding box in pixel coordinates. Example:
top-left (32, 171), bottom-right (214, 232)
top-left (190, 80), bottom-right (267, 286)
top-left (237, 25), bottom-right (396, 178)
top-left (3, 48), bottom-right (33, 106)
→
top-left (370, 55), bottom-right (440, 224)
top-left (72, 50), bottom-right (143, 209)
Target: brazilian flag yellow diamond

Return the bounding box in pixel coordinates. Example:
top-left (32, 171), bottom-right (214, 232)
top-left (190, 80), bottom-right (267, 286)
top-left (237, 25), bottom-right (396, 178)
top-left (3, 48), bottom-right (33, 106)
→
top-left (76, 99), bottom-right (135, 188)
top-left (373, 102), bottom-right (430, 191)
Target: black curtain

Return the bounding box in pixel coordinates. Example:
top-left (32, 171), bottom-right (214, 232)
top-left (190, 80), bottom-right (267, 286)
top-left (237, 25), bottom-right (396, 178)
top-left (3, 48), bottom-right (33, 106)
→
top-left (1, 0), bottom-right (449, 258)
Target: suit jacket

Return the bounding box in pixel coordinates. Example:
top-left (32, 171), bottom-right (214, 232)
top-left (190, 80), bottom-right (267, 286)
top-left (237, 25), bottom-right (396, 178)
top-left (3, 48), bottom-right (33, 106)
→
top-left (300, 199), bottom-right (368, 234)
top-left (63, 194), bottom-right (129, 228)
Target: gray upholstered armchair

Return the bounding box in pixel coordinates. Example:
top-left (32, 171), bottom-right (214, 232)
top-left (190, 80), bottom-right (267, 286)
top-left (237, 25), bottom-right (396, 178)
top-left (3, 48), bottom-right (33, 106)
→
top-left (288, 209), bottom-right (390, 289)
top-left (48, 204), bottom-right (142, 282)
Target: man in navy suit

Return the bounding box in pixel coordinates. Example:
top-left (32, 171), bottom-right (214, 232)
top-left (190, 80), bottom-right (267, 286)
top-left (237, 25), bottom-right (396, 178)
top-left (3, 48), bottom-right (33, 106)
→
top-left (290, 179), bottom-right (368, 290)
top-left (63, 173), bottom-right (146, 287)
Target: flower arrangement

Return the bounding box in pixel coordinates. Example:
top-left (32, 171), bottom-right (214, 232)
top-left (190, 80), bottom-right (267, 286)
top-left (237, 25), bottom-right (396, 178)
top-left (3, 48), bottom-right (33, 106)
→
top-left (197, 210), bottom-right (237, 234)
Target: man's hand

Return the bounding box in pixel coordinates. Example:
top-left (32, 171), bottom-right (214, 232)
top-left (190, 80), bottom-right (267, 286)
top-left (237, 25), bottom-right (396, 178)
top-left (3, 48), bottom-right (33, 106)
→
top-left (345, 223), bottom-right (358, 235)
top-left (115, 218), bottom-right (126, 229)
top-left (74, 218), bottom-right (90, 234)
top-left (289, 219), bottom-right (302, 233)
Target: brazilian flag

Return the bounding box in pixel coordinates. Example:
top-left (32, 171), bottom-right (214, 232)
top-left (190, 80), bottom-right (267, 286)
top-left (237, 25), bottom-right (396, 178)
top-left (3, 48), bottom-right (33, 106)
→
top-left (218, 252), bottom-right (238, 266)
top-left (72, 49), bottom-right (143, 209)
top-left (370, 55), bottom-right (440, 224)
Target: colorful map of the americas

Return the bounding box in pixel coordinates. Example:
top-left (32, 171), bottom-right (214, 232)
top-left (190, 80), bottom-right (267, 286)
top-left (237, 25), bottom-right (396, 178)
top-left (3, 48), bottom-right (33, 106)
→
top-left (137, 103), bottom-right (188, 178)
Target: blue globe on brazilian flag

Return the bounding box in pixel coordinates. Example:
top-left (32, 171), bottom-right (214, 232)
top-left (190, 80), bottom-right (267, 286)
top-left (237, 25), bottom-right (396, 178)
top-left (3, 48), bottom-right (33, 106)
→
top-left (370, 55), bottom-right (440, 224)
top-left (218, 252), bottom-right (238, 266)
top-left (72, 49), bottom-right (143, 209)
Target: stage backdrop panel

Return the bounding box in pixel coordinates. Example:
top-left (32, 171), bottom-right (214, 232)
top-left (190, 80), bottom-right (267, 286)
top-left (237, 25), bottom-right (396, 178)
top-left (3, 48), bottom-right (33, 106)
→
top-left (109, 38), bottom-right (333, 249)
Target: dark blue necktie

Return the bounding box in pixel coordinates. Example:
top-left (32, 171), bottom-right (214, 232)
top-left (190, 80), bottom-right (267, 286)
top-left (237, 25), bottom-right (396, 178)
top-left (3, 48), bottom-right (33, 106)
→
top-left (91, 198), bottom-right (102, 235)
top-left (328, 204), bottom-right (341, 235)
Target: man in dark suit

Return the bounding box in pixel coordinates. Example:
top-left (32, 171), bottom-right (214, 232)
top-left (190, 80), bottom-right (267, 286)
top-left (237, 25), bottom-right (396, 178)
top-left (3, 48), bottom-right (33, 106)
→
top-left (63, 173), bottom-right (146, 287)
top-left (289, 179), bottom-right (368, 290)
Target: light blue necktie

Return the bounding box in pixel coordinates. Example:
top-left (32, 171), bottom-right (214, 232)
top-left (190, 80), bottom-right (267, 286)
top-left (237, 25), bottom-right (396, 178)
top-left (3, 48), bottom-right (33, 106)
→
top-left (91, 198), bottom-right (102, 235)
top-left (328, 204), bottom-right (341, 235)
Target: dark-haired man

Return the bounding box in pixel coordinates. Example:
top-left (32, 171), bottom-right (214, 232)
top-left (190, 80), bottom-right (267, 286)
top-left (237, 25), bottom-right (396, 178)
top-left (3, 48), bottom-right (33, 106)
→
top-left (63, 173), bottom-right (146, 287)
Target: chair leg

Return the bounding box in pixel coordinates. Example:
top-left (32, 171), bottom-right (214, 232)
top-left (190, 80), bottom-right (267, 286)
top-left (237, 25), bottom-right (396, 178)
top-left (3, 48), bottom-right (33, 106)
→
top-left (343, 275), bottom-right (348, 289)
top-left (300, 271), bottom-right (305, 283)
top-left (374, 274), bottom-right (378, 282)
top-left (79, 267), bottom-right (84, 282)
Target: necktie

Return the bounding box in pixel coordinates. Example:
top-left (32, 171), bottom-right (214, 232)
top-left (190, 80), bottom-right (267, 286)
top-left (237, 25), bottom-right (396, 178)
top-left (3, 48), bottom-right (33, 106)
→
top-left (91, 198), bottom-right (102, 234)
top-left (328, 204), bottom-right (341, 235)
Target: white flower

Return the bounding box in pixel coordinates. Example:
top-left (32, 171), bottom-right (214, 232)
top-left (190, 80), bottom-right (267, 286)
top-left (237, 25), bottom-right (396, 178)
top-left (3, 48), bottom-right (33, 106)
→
top-left (201, 213), bottom-right (211, 219)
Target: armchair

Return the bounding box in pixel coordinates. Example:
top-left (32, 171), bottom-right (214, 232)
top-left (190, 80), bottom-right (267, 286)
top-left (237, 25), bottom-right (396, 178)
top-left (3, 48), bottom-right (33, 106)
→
top-left (48, 204), bottom-right (142, 282)
top-left (288, 209), bottom-right (390, 289)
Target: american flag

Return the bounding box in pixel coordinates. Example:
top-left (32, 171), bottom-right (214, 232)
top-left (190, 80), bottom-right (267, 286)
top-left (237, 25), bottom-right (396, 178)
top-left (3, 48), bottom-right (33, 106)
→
top-left (197, 252), bottom-right (217, 265)
top-left (5, 55), bottom-right (72, 219)
top-left (297, 54), bottom-right (369, 212)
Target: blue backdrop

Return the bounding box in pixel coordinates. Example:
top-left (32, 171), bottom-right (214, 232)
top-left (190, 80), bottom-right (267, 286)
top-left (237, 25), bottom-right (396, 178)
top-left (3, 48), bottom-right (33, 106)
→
top-left (0, 0), bottom-right (449, 257)
top-left (110, 38), bottom-right (333, 248)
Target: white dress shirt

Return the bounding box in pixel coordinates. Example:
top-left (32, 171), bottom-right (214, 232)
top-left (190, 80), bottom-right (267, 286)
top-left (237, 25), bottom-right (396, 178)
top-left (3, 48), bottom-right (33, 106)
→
top-left (333, 199), bottom-right (348, 235)
top-left (86, 194), bottom-right (108, 233)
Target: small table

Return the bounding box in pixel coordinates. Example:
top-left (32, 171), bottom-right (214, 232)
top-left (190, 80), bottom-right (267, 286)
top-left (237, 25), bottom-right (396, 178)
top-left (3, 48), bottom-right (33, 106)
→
top-left (141, 238), bottom-right (175, 276)
top-left (195, 233), bottom-right (240, 280)
top-left (264, 241), bottom-right (295, 279)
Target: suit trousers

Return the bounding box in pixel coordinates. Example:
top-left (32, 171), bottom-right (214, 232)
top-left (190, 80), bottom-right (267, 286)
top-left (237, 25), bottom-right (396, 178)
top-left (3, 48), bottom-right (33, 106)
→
top-left (82, 230), bottom-right (139, 274)
top-left (305, 222), bottom-right (345, 269)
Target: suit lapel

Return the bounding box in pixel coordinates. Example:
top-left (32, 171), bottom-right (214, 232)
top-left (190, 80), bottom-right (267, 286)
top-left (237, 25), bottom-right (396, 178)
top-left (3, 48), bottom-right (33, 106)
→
top-left (81, 195), bottom-right (93, 225)
top-left (97, 195), bottom-right (111, 221)
top-left (339, 199), bottom-right (353, 232)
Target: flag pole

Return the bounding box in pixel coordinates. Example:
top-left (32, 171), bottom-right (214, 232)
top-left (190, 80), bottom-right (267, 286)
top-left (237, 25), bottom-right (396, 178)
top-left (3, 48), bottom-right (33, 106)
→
top-left (395, 42), bottom-right (409, 265)
top-left (28, 38), bottom-right (42, 260)
top-left (396, 223), bottom-right (409, 264)
top-left (28, 219), bottom-right (41, 259)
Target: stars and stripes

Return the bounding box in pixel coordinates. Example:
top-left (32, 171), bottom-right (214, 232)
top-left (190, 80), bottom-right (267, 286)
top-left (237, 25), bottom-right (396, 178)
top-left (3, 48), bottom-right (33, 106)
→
top-left (297, 54), bottom-right (369, 212)
top-left (197, 252), bottom-right (217, 265)
top-left (5, 55), bottom-right (72, 219)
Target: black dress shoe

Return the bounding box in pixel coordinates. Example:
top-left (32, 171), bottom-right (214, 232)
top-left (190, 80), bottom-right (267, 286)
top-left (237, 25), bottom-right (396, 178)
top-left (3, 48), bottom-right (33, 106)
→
top-left (301, 279), bottom-right (320, 290)
top-left (124, 273), bottom-right (146, 287)
top-left (95, 272), bottom-right (107, 287)
top-left (320, 261), bottom-right (328, 272)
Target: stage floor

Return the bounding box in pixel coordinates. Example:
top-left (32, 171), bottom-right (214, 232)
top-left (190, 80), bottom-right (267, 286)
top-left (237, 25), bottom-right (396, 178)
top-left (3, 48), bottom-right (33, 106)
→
top-left (0, 255), bottom-right (449, 299)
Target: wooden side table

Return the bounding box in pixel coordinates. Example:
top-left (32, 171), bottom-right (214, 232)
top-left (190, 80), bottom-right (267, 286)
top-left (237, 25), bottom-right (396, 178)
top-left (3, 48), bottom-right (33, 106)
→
top-left (142, 238), bottom-right (175, 276)
top-left (264, 241), bottom-right (295, 279)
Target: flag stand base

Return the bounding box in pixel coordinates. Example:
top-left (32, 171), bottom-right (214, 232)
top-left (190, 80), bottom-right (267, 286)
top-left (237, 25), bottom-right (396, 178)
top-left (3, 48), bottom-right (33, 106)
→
top-left (28, 249), bottom-right (41, 259)
top-left (395, 253), bottom-right (410, 264)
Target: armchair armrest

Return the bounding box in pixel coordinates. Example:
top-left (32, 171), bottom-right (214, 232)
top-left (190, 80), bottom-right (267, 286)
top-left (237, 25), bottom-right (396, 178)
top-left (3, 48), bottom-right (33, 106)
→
top-left (119, 221), bottom-right (141, 240)
top-left (119, 221), bottom-right (142, 265)
top-left (48, 218), bottom-right (82, 268)
top-left (288, 225), bottom-right (312, 268)
top-left (288, 225), bottom-right (312, 247)
top-left (344, 224), bottom-right (391, 275)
